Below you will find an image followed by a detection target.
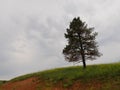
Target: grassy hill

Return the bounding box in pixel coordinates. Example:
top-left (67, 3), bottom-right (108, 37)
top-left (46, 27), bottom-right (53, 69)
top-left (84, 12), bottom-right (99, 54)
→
top-left (0, 62), bottom-right (120, 90)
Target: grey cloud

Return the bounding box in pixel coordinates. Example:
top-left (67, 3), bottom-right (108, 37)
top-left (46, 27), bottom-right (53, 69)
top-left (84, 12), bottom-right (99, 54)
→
top-left (0, 0), bottom-right (120, 80)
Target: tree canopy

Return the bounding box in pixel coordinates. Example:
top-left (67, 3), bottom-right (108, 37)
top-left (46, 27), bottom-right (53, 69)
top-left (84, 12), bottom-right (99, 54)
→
top-left (63, 17), bottom-right (101, 68)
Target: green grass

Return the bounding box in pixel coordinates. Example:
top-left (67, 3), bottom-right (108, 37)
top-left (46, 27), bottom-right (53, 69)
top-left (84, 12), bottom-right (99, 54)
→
top-left (10, 63), bottom-right (120, 85)
top-left (0, 80), bottom-right (7, 86)
top-left (0, 62), bottom-right (117, 89)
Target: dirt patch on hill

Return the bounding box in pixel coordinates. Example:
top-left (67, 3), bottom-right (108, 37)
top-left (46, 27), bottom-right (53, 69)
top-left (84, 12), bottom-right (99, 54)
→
top-left (0, 77), bottom-right (39, 90)
top-left (0, 78), bottom-right (119, 90)
top-left (0, 78), bottom-right (102, 90)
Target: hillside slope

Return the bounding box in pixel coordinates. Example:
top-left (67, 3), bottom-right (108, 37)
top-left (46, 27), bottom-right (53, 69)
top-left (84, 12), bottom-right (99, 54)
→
top-left (0, 63), bottom-right (120, 90)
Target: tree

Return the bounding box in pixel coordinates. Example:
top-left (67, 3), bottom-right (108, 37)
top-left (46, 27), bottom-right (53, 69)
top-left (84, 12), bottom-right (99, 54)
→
top-left (63, 17), bottom-right (101, 68)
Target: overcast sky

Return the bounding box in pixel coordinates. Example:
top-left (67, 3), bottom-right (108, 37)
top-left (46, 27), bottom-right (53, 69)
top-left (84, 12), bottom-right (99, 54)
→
top-left (0, 0), bottom-right (120, 80)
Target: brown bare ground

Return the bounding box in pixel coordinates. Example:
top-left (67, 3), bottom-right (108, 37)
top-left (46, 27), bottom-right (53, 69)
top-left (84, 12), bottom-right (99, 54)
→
top-left (0, 77), bottom-right (39, 90)
top-left (0, 78), bottom-right (116, 90)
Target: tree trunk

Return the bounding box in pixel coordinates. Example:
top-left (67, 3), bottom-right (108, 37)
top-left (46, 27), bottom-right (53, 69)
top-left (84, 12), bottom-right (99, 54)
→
top-left (82, 54), bottom-right (86, 68)
top-left (78, 33), bottom-right (86, 68)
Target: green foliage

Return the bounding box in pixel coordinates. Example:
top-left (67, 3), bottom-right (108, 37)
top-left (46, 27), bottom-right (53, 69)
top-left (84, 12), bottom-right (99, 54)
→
top-left (63, 17), bottom-right (101, 68)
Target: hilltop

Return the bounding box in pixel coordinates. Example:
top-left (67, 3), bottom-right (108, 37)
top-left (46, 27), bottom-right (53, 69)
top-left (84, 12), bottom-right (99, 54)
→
top-left (0, 63), bottom-right (120, 90)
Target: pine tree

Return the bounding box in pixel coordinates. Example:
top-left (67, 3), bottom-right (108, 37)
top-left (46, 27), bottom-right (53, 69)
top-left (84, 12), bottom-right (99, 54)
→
top-left (63, 17), bottom-right (101, 68)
